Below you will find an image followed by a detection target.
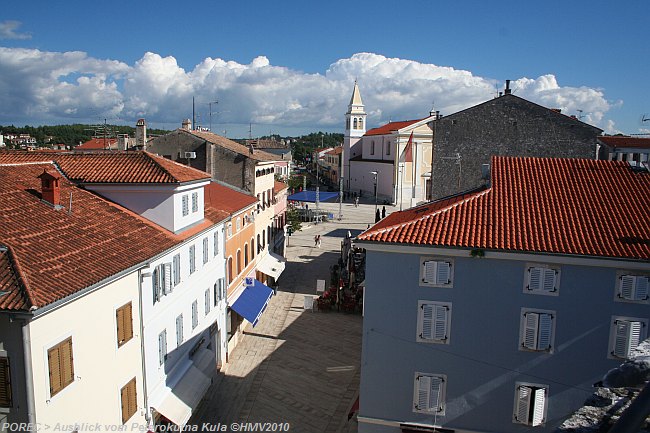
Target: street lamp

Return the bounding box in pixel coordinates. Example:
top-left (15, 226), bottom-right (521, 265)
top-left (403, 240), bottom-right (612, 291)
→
top-left (370, 171), bottom-right (378, 222)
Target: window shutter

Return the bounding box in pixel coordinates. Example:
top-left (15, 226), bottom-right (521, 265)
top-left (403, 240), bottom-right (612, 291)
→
top-left (124, 303), bottom-right (133, 342)
top-left (116, 307), bottom-right (125, 344)
top-left (423, 261), bottom-right (436, 283)
top-left (516, 385), bottom-right (532, 423)
top-left (61, 338), bottom-right (74, 388)
top-left (433, 305), bottom-right (448, 340)
top-left (163, 263), bottom-right (172, 294)
top-left (189, 246), bottom-right (196, 274)
top-left (542, 269), bottom-right (556, 292)
top-left (428, 376), bottom-right (443, 412)
top-left (635, 277), bottom-right (649, 301)
top-left (173, 254), bottom-right (181, 286)
top-left (153, 269), bottom-right (161, 303)
top-left (213, 283), bottom-right (218, 307)
top-left (127, 379), bottom-right (137, 421)
top-left (620, 275), bottom-right (635, 299)
top-left (420, 304), bottom-right (434, 339)
top-left (0, 357), bottom-right (12, 407)
top-left (205, 289), bottom-right (211, 315)
top-left (192, 192), bottom-right (198, 213)
top-left (416, 375), bottom-right (431, 411)
top-left (120, 382), bottom-right (129, 423)
top-left (182, 195), bottom-right (189, 216)
top-left (436, 262), bottom-right (451, 285)
top-left (613, 320), bottom-right (641, 358)
top-left (537, 313), bottom-right (553, 351)
top-left (121, 378), bottom-right (137, 424)
top-left (523, 313), bottom-right (539, 350)
top-left (192, 301), bottom-right (198, 329)
top-left (532, 387), bottom-right (546, 426)
top-left (48, 346), bottom-right (62, 395)
top-left (528, 267), bottom-right (542, 291)
top-left (176, 315), bottom-right (183, 346)
top-left (203, 238), bottom-right (209, 264)
top-left (213, 232), bottom-right (219, 256)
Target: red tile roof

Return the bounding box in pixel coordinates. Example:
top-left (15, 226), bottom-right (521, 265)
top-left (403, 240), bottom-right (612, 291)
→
top-left (76, 137), bottom-right (118, 150)
top-left (326, 147), bottom-right (343, 155)
top-left (274, 180), bottom-right (288, 192)
top-left (0, 150), bottom-right (210, 183)
top-left (365, 119), bottom-right (423, 136)
top-left (598, 136), bottom-right (650, 149)
top-left (204, 182), bottom-right (257, 215)
top-left (358, 157), bottom-right (650, 260)
top-left (0, 245), bottom-right (31, 311)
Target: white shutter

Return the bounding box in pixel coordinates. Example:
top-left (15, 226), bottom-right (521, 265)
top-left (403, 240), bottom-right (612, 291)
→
top-left (523, 313), bottom-right (539, 350)
top-left (173, 254), bottom-right (181, 286)
top-left (428, 376), bottom-right (443, 412)
top-left (158, 331), bottom-right (166, 365)
top-left (192, 301), bottom-right (198, 329)
top-left (629, 321), bottom-right (642, 354)
top-left (515, 385), bottom-right (532, 423)
top-left (537, 314), bottom-right (553, 351)
top-left (203, 238), bottom-right (209, 264)
top-left (528, 267), bottom-right (542, 291)
top-left (416, 375), bottom-right (431, 411)
top-left (613, 320), bottom-right (641, 358)
top-left (420, 304), bottom-right (434, 339)
top-left (436, 262), bottom-right (451, 285)
top-left (635, 277), bottom-right (649, 301)
top-left (433, 305), bottom-right (448, 341)
top-left (532, 387), bottom-right (546, 426)
top-left (163, 263), bottom-right (172, 294)
top-left (153, 269), bottom-right (161, 303)
top-left (213, 232), bottom-right (219, 256)
top-left (423, 261), bottom-right (436, 284)
top-left (205, 289), bottom-right (210, 315)
top-left (176, 315), bottom-right (183, 346)
top-left (620, 275), bottom-right (635, 299)
top-left (542, 269), bottom-right (556, 292)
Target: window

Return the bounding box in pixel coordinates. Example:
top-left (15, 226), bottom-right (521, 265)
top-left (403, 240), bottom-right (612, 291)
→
top-left (616, 274), bottom-right (649, 302)
top-left (173, 254), bottom-right (181, 286)
top-left (213, 231), bottom-right (219, 256)
top-left (236, 218), bottom-right (241, 231)
top-left (513, 383), bottom-right (547, 426)
top-left (116, 302), bottom-right (133, 347)
top-left (251, 238), bottom-right (255, 259)
top-left (205, 289), bottom-right (211, 315)
top-left (420, 258), bottom-right (453, 286)
top-left (47, 337), bottom-right (74, 396)
top-left (153, 263), bottom-right (172, 303)
top-left (203, 237), bottom-right (209, 265)
top-left (358, 118), bottom-right (363, 129)
top-left (227, 257), bottom-right (233, 284)
top-left (417, 301), bottom-right (451, 344)
top-left (182, 195), bottom-right (189, 216)
top-left (520, 309), bottom-right (555, 352)
top-left (353, 118), bottom-right (358, 129)
top-left (189, 245), bottom-right (196, 274)
top-left (227, 223), bottom-right (233, 238)
top-left (0, 357), bottom-right (11, 407)
top-left (192, 301), bottom-right (198, 329)
top-left (371, 141), bottom-right (375, 155)
top-left (525, 265), bottom-right (559, 295)
top-left (120, 378), bottom-right (137, 424)
top-left (237, 250), bottom-right (242, 275)
top-left (244, 244), bottom-right (249, 267)
top-left (158, 330), bottom-right (167, 366)
top-left (413, 373), bottom-right (446, 414)
top-left (176, 315), bottom-right (184, 347)
top-left (609, 317), bottom-right (647, 359)
top-left (386, 141), bottom-right (390, 155)
top-left (214, 278), bottom-right (225, 307)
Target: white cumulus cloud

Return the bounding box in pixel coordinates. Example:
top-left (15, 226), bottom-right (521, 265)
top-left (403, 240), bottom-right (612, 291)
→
top-left (0, 21), bottom-right (31, 40)
top-left (0, 48), bottom-right (617, 134)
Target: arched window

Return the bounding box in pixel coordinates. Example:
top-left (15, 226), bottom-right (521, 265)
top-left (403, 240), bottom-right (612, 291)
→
top-left (257, 234), bottom-right (261, 252)
top-left (251, 237), bottom-right (256, 258)
top-left (227, 257), bottom-right (233, 284)
top-left (236, 250), bottom-right (241, 275)
top-left (347, 118), bottom-right (351, 130)
top-left (371, 141), bottom-right (375, 155)
top-left (353, 118), bottom-right (358, 129)
top-left (359, 118), bottom-right (363, 129)
top-left (244, 243), bottom-right (249, 267)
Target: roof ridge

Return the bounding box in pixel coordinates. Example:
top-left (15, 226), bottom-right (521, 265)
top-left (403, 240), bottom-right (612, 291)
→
top-left (3, 244), bottom-right (35, 311)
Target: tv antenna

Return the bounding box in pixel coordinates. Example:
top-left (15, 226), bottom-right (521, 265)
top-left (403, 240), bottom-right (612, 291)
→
top-left (577, 109), bottom-right (585, 121)
top-left (208, 100), bottom-right (218, 132)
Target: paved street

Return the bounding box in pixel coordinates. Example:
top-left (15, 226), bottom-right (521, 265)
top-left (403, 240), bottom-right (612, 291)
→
top-left (191, 197), bottom-right (391, 432)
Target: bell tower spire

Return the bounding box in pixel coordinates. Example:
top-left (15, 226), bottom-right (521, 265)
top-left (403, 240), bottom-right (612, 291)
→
top-left (343, 81), bottom-right (367, 190)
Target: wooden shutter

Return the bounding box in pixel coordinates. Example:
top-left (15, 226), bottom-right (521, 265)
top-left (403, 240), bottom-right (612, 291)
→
top-left (542, 269), bottom-right (556, 292)
top-left (47, 345), bottom-right (62, 395)
top-left (531, 387), bottom-right (546, 426)
top-left (48, 338), bottom-right (74, 396)
top-left (523, 313), bottom-right (539, 350)
top-left (116, 303), bottom-right (133, 347)
top-left (420, 304), bottom-right (434, 339)
top-left (537, 313), bottom-right (553, 351)
top-left (436, 262), bottom-right (451, 285)
top-left (613, 320), bottom-right (642, 358)
top-left (116, 306), bottom-right (125, 345)
top-left (60, 338), bottom-right (74, 388)
top-left (515, 385), bottom-right (532, 423)
top-left (0, 357), bottom-right (12, 407)
top-left (433, 305), bottom-right (448, 340)
top-left (120, 378), bottom-right (137, 424)
top-left (423, 261), bottom-right (436, 283)
top-left (416, 375), bottom-right (431, 411)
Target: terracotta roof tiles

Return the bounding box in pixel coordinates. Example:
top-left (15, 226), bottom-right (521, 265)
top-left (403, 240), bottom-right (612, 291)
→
top-left (184, 130), bottom-right (279, 162)
top-left (598, 136), bottom-right (650, 149)
top-left (365, 119), bottom-right (423, 136)
top-left (358, 156), bottom-right (650, 260)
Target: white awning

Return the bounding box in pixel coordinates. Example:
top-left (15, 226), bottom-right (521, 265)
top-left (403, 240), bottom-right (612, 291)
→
top-left (153, 365), bottom-right (210, 426)
top-left (257, 251), bottom-right (286, 279)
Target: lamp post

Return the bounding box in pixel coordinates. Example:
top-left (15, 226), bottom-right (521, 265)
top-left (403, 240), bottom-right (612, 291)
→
top-left (371, 171), bottom-right (378, 221)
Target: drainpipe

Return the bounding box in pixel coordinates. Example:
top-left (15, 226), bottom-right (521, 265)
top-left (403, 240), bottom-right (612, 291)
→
top-left (21, 319), bottom-right (36, 426)
top-left (138, 270), bottom-right (151, 427)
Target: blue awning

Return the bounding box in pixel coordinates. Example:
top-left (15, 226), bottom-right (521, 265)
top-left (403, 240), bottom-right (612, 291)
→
top-left (230, 279), bottom-right (274, 327)
top-left (287, 190), bottom-right (339, 203)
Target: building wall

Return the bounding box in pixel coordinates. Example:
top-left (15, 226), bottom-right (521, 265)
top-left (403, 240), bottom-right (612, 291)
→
top-left (0, 315), bottom-right (28, 430)
top-left (142, 223), bottom-right (226, 418)
top-left (430, 95), bottom-right (601, 200)
top-left (27, 272), bottom-right (146, 430)
top-left (359, 249), bottom-right (649, 433)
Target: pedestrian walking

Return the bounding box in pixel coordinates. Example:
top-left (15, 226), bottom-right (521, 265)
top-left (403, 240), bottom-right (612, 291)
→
top-left (382, 206), bottom-right (386, 219)
top-left (354, 196), bottom-right (359, 207)
top-left (316, 235), bottom-right (321, 248)
top-left (314, 235), bottom-right (318, 247)
top-left (375, 208), bottom-right (381, 223)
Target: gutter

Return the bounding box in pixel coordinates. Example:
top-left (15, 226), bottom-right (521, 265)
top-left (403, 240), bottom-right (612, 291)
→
top-left (137, 269), bottom-right (150, 428)
top-left (21, 319), bottom-right (36, 426)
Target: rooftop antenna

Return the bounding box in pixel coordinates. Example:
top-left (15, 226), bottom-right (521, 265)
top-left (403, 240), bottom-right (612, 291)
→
top-left (192, 97), bottom-right (195, 131)
top-left (208, 100), bottom-right (218, 132)
top-left (577, 109), bottom-right (585, 121)
top-left (249, 123), bottom-right (253, 141)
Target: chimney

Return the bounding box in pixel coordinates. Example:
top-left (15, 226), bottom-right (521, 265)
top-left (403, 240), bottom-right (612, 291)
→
top-left (38, 168), bottom-right (62, 208)
top-left (136, 118), bottom-right (147, 149)
top-left (182, 119), bottom-right (192, 131)
top-left (504, 80), bottom-right (511, 95)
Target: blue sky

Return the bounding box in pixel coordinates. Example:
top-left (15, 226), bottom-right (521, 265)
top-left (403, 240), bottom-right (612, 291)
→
top-left (1, 0), bottom-right (648, 137)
